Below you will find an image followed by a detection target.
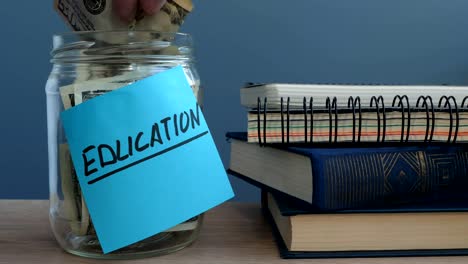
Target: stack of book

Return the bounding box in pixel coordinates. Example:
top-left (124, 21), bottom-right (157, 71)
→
top-left (227, 83), bottom-right (468, 258)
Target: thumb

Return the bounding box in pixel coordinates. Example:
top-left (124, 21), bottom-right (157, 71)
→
top-left (139, 0), bottom-right (167, 16)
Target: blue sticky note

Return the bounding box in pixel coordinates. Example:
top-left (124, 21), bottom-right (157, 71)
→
top-left (61, 66), bottom-right (234, 253)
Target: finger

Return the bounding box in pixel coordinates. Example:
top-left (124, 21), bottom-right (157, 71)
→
top-left (139, 0), bottom-right (167, 16)
top-left (113, 0), bottom-right (139, 22)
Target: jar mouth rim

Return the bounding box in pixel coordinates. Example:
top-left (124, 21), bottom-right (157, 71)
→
top-left (51, 30), bottom-right (194, 64)
top-left (52, 30), bottom-right (191, 38)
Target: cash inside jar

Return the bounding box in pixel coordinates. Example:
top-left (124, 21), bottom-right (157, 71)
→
top-left (48, 31), bottom-right (202, 258)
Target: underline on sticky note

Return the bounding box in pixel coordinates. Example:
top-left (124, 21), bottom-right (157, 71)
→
top-left (87, 131), bottom-right (209, 185)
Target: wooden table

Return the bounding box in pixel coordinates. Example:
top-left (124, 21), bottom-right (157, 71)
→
top-left (1, 200), bottom-right (467, 264)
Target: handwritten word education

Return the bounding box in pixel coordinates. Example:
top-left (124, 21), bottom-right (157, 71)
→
top-left (81, 103), bottom-right (206, 184)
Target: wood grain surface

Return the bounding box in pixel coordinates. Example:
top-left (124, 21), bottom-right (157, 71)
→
top-left (0, 200), bottom-right (467, 264)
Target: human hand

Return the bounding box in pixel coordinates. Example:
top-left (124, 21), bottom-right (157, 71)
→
top-left (113, 0), bottom-right (167, 22)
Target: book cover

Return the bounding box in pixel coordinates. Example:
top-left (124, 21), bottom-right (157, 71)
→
top-left (228, 132), bottom-right (468, 210)
top-left (240, 83), bottom-right (468, 108)
top-left (263, 191), bottom-right (468, 259)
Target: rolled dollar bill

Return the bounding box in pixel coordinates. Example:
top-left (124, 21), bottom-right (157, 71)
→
top-left (54, 0), bottom-right (193, 32)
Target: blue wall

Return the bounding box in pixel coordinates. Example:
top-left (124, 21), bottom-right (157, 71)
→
top-left (2, 1), bottom-right (468, 201)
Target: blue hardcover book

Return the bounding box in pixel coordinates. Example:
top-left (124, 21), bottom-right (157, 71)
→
top-left (263, 190), bottom-right (468, 258)
top-left (227, 132), bottom-right (468, 210)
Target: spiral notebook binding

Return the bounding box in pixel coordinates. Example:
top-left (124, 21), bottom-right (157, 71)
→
top-left (303, 97), bottom-right (307, 144)
top-left (287, 97), bottom-right (291, 144)
top-left (461, 96), bottom-right (468, 143)
top-left (257, 97), bottom-right (269, 145)
top-left (347, 97), bottom-right (356, 143)
top-left (370, 96), bottom-right (386, 143)
top-left (438, 96), bottom-right (459, 143)
top-left (326, 97), bottom-right (339, 143)
top-left (391, 95), bottom-right (410, 142)
top-left (280, 97), bottom-right (284, 144)
top-left (416, 96), bottom-right (435, 143)
top-left (461, 96), bottom-right (468, 109)
top-left (257, 97), bottom-right (261, 144)
top-left (346, 96), bottom-right (363, 143)
top-left (255, 94), bottom-right (465, 146)
top-left (309, 97), bottom-right (314, 143)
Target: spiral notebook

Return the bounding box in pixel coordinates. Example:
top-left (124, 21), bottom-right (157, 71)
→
top-left (242, 83), bottom-right (468, 144)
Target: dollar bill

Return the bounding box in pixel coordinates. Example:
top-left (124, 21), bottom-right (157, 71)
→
top-left (60, 71), bottom-right (147, 235)
top-left (55, 0), bottom-right (195, 86)
top-left (54, 0), bottom-right (193, 33)
top-left (80, 196), bottom-right (91, 235)
top-left (59, 73), bottom-right (138, 236)
top-left (60, 68), bottom-right (200, 108)
top-left (164, 216), bottom-right (199, 232)
top-left (59, 143), bottom-right (87, 235)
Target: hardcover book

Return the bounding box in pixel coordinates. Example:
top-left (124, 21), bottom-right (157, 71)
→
top-left (228, 132), bottom-right (468, 210)
top-left (264, 191), bottom-right (468, 258)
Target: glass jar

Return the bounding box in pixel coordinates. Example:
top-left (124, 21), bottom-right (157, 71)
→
top-left (45, 31), bottom-right (203, 259)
